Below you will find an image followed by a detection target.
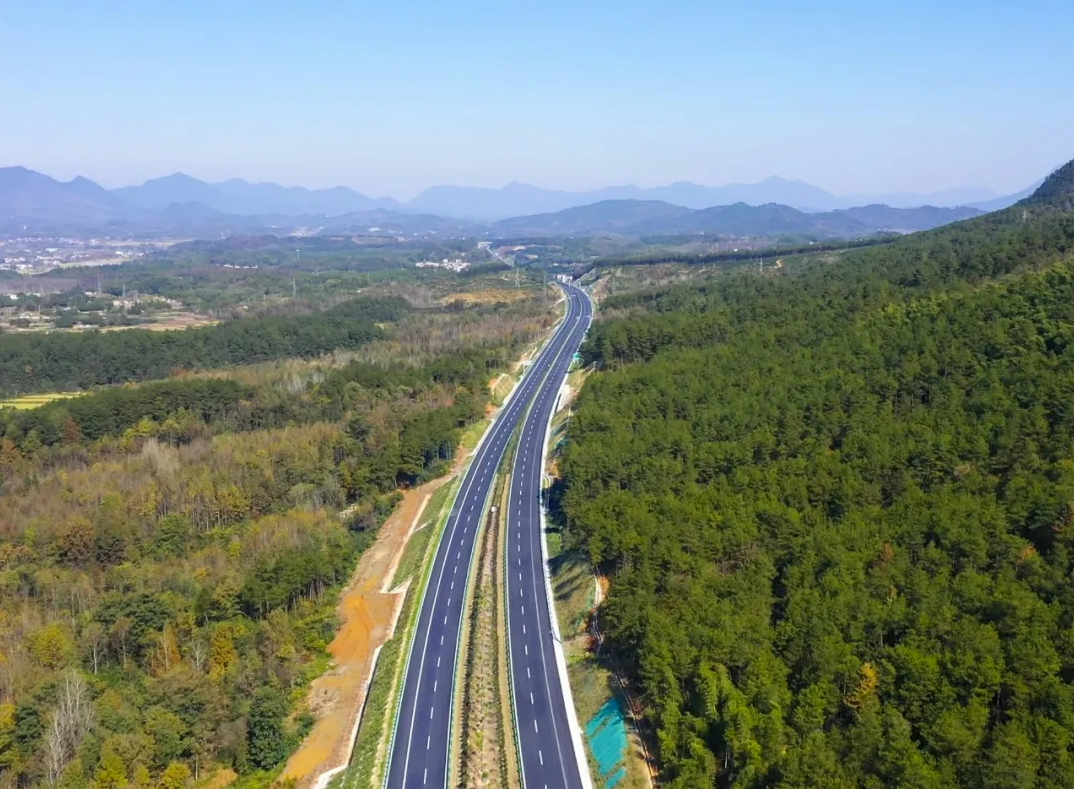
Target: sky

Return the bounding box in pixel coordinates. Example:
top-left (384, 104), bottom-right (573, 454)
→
top-left (1, 1), bottom-right (1072, 200)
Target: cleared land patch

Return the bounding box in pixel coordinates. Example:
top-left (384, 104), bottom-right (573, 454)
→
top-left (444, 288), bottom-right (533, 306)
top-left (0, 391), bottom-right (86, 409)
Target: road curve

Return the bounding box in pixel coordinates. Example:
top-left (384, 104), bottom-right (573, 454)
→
top-left (384, 285), bottom-right (587, 789)
top-left (506, 284), bottom-right (592, 789)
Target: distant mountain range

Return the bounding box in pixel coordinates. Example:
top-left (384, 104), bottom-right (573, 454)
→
top-left (489, 200), bottom-right (984, 238)
top-left (0, 166), bottom-right (1037, 239)
top-left (111, 172), bottom-right (401, 215)
top-left (410, 178), bottom-right (1016, 219)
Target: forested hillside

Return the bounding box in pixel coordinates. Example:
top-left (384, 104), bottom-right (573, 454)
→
top-left (0, 289), bottom-right (557, 787)
top-left (560, 160), bottom-right (1074, 788)
top-left (0, 296), bottom-right (408, 397)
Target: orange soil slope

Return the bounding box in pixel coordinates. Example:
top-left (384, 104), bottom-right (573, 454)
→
top-left (281, 477), bottom-right (447, 785)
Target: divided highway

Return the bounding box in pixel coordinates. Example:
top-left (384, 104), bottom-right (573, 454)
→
top-left (385, 285), bottom-right (589, 789)
top-left (506, 284), bottom-right (592, 789)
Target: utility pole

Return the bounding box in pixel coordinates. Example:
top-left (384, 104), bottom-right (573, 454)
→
top-left (292, 277), bottom-right (297, 299)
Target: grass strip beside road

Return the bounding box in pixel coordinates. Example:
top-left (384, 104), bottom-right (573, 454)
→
top-left (459, 418), bottom-right (492, 454)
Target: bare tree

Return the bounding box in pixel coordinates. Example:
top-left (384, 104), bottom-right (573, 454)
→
top-left (188, 637), bottom-right (207, 673)
top-left (82, 621), bottom-right (105, 674)
top-left (43, 671), bottom-right (94, 786)
top-left (44, 715), bottom-right (66, 787)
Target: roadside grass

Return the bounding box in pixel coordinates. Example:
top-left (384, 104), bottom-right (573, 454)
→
top-left (546, 366), bottom-right (590, 475)
top-left (459, 418), bottom-right (491, 454)
top-left (490, 373), bottom-right (516, 406)
top-left (565, 649), bottom-right (615, 785)
top-left (549, 551), bottom-right (594, 641)
top-left (393, 478), bottom-right (456, 585)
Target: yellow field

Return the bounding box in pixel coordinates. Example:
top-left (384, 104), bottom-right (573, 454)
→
top-left (0, 392), bottom-right (86, 410)
top-left (443, 288), bottom-right (531, 306)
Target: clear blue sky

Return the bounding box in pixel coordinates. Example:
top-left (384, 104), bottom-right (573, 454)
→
top-left (1, 0), bottom-right (1071, 199)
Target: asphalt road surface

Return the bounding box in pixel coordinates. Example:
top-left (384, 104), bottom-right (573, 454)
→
top-left (385, 285), bottom-right (590, 789)
top-left (506, 284), bottom-right (592, 789)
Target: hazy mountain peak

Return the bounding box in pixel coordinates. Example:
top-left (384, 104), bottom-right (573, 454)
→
top-left (108, 173), bottom-right (388, 216)
top-left (1021, 160), bottom-right (1074, 211)
top-left (157, 172), bottom-right (204, 185)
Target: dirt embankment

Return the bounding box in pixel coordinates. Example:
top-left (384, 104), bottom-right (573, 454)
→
top-left (280, 476), bottom-right (450, 785)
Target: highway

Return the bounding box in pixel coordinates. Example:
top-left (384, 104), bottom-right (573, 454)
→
top-left (384, 284), bottom-right (589, 789)
top-left (506, 283), bottom-right (592, 789)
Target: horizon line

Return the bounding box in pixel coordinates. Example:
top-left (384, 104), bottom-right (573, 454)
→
top-left (1, 163), bottom-right (1025, 204)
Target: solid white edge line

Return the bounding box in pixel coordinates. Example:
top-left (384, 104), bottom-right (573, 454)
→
top-left (537, 288), bottom-right (595, 789)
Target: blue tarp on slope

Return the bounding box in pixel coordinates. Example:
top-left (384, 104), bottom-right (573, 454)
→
top-left (585, 698), bottom-right (629, 788)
